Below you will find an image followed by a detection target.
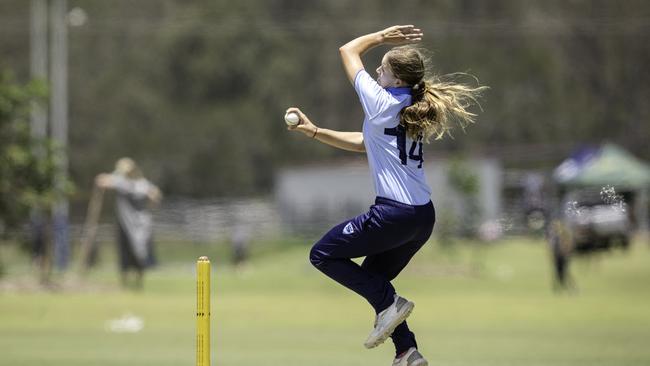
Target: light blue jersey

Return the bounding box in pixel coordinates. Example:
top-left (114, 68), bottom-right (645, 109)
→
top-left (354, 70), bottom-right (431, 205)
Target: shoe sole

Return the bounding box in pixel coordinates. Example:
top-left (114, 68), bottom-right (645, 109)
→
top-left (411, 359), bottom-right (428, 366)
top-left (364, 301), bottom-right (414, 349)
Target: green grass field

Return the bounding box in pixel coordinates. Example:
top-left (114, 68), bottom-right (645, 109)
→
top-left (1, 236), bottom-right (650, 366)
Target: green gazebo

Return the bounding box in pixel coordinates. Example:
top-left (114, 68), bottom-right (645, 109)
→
top-left (554, 144), bottom-right (650, 189)
top-left (554, 143), bottom-right (650, 231)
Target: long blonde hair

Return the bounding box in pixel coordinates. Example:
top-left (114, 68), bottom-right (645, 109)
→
top-left (386, 46), bottom-right (488, 142)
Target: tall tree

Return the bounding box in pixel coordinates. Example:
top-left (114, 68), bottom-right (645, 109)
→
top-left (0, 71), bottom-right (71, 280)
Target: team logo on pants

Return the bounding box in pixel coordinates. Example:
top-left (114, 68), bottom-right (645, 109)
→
top-left (343, 222), bottom-right (355, 235)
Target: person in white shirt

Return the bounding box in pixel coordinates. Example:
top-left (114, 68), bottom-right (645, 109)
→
top-left (96, 157), bottom-right (162, 289)
top-left (287, 25), bottom-right (487, 366)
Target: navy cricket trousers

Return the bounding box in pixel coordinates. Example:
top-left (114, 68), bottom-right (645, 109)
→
top-left (310, 196), bottom-right (435, 354)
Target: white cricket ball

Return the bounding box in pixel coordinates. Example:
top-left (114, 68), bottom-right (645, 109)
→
top-left (284, 112), bottom-right (300, 126)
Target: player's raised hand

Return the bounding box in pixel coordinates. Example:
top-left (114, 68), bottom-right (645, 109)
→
top-left (285, 107), bottom-right (318, 138)
top-left (379, 25), bottom-right (423, 45)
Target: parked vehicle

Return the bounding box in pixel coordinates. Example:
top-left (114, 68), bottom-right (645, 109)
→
top-left (565, 202), bottom-right (630, 252)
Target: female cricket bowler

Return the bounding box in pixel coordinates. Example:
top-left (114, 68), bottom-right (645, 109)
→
top-left (287, 25), bottom-right (487, 366)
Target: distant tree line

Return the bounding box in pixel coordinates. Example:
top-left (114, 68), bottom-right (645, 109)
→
top-left (0, 0), bottom-right (648, 201)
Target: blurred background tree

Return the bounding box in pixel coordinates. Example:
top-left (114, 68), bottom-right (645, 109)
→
top-left (0, 0), bottom-right (648, 201)
top-left (447, 157), bottom-right (481, 237)
top-left (0, 71), bottom-right (72, 280)
top-left (0, 72), bottom-right (51, 232)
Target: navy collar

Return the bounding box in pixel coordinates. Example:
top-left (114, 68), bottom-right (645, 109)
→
top-left (386, 87), bottom-right (412, 96)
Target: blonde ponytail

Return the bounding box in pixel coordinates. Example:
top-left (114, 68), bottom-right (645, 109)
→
top-left (386, 46), bottom-right (488, 142)
top-left (402, 74), bottom-right (487, 142)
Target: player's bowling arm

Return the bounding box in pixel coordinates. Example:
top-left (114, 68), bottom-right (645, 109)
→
top-left (339, 32), bottom-right (383, 84)
top-left (339, 26), bottom-right (423, 85)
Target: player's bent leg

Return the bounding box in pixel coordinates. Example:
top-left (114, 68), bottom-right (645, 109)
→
top-left (309, 240), bottom-right (397, 312)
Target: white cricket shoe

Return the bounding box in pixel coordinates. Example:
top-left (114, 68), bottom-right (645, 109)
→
top-left (364, 295), bottom-right (414, 349)
top-left (392, 347), bottom-right (428, 366)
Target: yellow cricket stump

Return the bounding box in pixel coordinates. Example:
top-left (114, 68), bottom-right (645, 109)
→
top-left (196, 256), bottom-right (211, 366)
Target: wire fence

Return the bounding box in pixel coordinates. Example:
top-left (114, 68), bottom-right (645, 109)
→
top-left (66, 197), bottom-right (283, 246)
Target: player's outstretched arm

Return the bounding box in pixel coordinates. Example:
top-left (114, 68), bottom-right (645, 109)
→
top-left (339, 25), bottom-right (423, 84)
top-left (315, 129), bottom-right (365, 153)
top-left (285, 107), bottom-right (365, 153)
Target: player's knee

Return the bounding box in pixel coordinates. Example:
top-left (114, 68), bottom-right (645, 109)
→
top-left (309, 244), bottom-right (327, 269)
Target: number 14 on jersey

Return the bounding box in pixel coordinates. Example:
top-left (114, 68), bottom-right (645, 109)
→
top-left (384, 125), bottom-right (423, 168)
